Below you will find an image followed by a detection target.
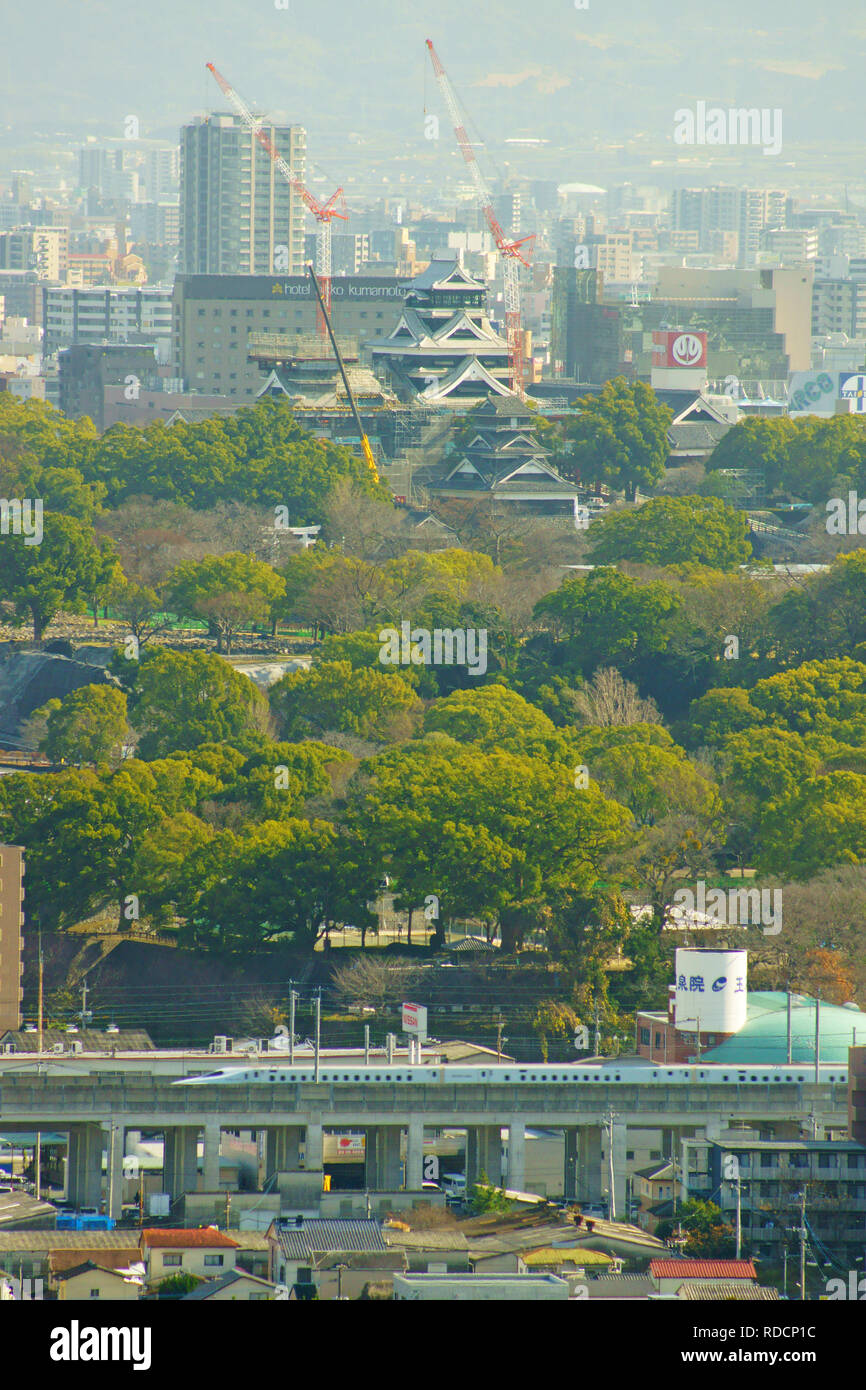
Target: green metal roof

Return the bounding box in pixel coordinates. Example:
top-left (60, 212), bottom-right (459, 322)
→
top-left (703, 991), bottom-right (866, 1063)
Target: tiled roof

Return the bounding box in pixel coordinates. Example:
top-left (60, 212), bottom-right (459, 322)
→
top-left (55, 1260), bottom-right (134, 1283)
top-left (677, 1281), bottom-right (779, 1300)
top-left (524, 1246), bottom-right (612, 1267)
top-left (585, 1274), bottom-right (656, 1299)
top-left (273, 1219), bottom-right (386, 1260)
top-left (384, 1229), bottom-right (469, 1252)
top-left (141, 1228), bottom-right (239, 1250)
top-left (183, 1270), bottom-right (276, 1300)
top-left (50, 1248), bottom-right (139, 1273)
top-left (651, 1259), bottom-right (756, 1280)
top-left (0, 1028), bottom-right (154, 1052)
top-left (0, 1231), bottom-right (138, 1252)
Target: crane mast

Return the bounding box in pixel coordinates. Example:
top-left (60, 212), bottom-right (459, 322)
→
top-left (425, 39), bottom-right (534, 396)
top-left (206, 63), bottom-right (347, 335)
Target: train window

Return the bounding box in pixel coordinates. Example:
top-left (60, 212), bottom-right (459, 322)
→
top-left (530, 1074), bottom-right (537, 1081)
top-left (750, 1075), bottom-right (757, 1081)
top-left (269, 1073), bottom-right (276, 1081)
top-left (354, 1074), bottom-right (360, 1081)
top-left (652, 1071), bottom-right (658, 1078)
top-left (519, 1073), bottom-right (527, 1081)
top-left (615, 1074), bottom-right (621, 1081)
top-left (722, 1075), bottom-right (729, 1081)
top-left (342, 1074), bottom-right (349, 1080)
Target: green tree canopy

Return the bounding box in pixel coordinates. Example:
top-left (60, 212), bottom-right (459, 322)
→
top-left (270, 660), bottom-right (421, 743)
top-left (129, 649), bottom-right (270, 759)
top-left (534, 568), bottom-right (682, 674)
top-left (588, 496), bottom-right (751, 571)
top-left (0, 513), bottom-right (120, 642)
top-left (165, 552), bottom-right (285, 653)
top-left (38, 683), bottom-right (129, 767)
top-left (557, 377), bottom-right (672, 500)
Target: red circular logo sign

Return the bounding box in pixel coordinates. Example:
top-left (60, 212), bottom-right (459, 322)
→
top-left (671, 333), bottom-right (703, 366)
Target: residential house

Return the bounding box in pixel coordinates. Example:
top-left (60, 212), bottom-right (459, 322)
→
top-left (56, 1260), bottom-right (141, 1301)
top-left (267, 1217), bottom-right (388, 1298)
top-left (140, 1228), bottom-right (239, 1286)
top-left (649, 1258), bottom-right (757, 1295)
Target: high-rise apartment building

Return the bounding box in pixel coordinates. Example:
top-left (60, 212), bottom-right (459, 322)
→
top-left (0, 845), bottom-right (24, 1034)
top-left (179, 114), bottom-right (306, 276)
top-left (670, 187), bottom-right (787, 266)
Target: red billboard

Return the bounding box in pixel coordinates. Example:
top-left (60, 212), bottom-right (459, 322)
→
top-left (652, 330), bottom-right (707, 370)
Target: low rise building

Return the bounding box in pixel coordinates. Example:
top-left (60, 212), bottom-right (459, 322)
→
top-left (56, 1260), bottom-right (141, 1301)
top-left (139, 1228), bottom-right (239, 1286)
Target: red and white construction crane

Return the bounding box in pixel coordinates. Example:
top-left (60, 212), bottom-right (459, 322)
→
top-left (206, 62), bottom-right (347, 337)
top-left (425, 38), bottom-right (535, 396)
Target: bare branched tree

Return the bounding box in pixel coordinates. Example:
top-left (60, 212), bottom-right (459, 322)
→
top-left (330, 955), bottom-right (422, 1013)
top-left (568, 666), bottom-right (662, 727)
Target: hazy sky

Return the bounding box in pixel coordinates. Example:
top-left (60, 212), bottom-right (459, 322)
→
top-left (2, 1), bottom-right (863, 189)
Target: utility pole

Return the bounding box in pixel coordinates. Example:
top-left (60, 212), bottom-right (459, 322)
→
top-left (496, 1015), bottom-right (503, 1064)
top-left (786, 987), bottom-right (792, 1065)
top-left (814, 997), bottom-right (820, 1086)
top-left (289, 986), bottom-right (297, 1065)
top-left (594, 1004), bottom-right (600, 1057)
top-left (108, 1125), bottom-right (116, 1223)
top-left (37, 932), bottom-right (43, 1059)
top-left (314, 988), bottom-right (321, 1084)
top-left (364, 1024), bottom-right (370, 1066)
top-left (798, 1190), bottom-right (807, 1302)
top-left (735, 1172), bottom-right (742, 1261)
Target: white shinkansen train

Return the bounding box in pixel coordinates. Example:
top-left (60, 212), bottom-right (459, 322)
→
top-left (174, 1062), bottom-right (848, 1087)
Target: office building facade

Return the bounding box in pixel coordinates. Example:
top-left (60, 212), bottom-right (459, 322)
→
top-left (173, 273), bottom-right (405, 398)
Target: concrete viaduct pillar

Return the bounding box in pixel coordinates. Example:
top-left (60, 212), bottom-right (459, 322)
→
top-left (466, 1126), bottom-right (502, 1187)
top-left (106, 1123), bottom-right (125, 1220)
top-left (506, 1117), bottom-right (525, 1192)
top-left (406, 1118), bottom-right (424, 1192)
top-left (563, 1129), bottom-right (579, 1201)
top-left (163, 1126), bottom-right (200, 1200)
top-left (609, 1119), bottom-right (628, 1221)
top-left (366, 1126), bottom-right (403, 1190)
top-left (578, 1126), bottom-right (603, 1205)
top-left (66, 1124), bottom-right (104, 1210)
top-left (264, 1126), bottom-right (303, 1183)
top-left (304, 1120), bottom-right (324, 1173)
top-left (202, 1121), bottom-right (221, 1191)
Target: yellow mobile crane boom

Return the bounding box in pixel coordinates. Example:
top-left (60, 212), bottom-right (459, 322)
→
top-left (306, 264), bottom-right (379, 482)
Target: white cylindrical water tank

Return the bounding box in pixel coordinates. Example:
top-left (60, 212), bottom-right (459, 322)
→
top-left (673, 949), bottom-right (748, 1034)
